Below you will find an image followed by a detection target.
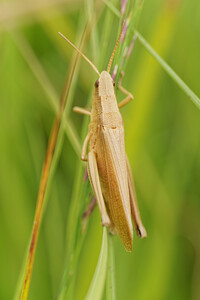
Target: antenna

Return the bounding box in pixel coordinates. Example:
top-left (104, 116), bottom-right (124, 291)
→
top-left (107, 21), bottom-right (125, 73)
top-left (58, 32), bottom-right (100, 76)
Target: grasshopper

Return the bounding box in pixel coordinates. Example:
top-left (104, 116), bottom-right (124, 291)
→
top-left (59, 25), bottom-right (147, 252)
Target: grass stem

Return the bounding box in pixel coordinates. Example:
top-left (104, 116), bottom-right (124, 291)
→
top-left (106, 232), bottom-right (116, 300)
top-left (135, 30), bottom-right (200, 110)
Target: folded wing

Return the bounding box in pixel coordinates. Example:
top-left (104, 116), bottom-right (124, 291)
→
top-left (100, 126), bottom-right (133, 251)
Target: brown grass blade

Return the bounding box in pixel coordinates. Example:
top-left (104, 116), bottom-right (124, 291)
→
top-left (20, 115), bottom-right (61, 300)
top-left (19, 23), bottom-right (90, 300)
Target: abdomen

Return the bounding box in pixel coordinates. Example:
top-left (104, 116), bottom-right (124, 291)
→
top-left (94, 125), bottom-right (133, 251)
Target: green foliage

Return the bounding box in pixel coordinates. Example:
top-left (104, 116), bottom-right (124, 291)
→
top-left (1, 0), bottom-right (200, 299)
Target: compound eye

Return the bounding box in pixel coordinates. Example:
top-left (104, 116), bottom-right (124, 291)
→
top-left (94, 79), bottom-right (99, 88)
top-left (113, 82), bottom-right (115, 87)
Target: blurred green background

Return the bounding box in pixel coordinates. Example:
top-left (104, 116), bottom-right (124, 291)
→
top-left (1, 0), bottom-right (200, 299)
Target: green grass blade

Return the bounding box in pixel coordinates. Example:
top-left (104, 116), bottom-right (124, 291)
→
top-left (104, 2), bottom-right (200, 110)
top-left (85, 228), bottom-right (108, 300)
top-left (135, 30), bottom-right (200, 110)
top-left (106, 234), bottom-right (116, 300)
top-left (103, 0), bottom-right (121, 18)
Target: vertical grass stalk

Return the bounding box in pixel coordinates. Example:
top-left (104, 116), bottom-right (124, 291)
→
top-left (106, 233), bottom-right (116, 300)
top-left (85, 228), bottom-right (108, 300)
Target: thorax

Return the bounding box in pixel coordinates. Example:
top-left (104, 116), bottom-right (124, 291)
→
top-left (90, 84), bottom-right (122, 128)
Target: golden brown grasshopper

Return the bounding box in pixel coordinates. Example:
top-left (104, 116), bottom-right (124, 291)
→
top-left (59, 25), bottom-right (146, 251)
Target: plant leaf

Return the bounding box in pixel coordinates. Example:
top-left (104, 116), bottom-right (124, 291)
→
top-left (85, 228), bottom-right (108, 300)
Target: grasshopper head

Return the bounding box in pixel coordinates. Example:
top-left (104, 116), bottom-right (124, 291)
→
top-left (96, 71), bottom-right (115, 96)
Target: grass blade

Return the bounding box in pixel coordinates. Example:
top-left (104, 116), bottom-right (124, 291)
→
top-left (104, 1), bottom-right (200, 110)
top-left (135, 30), bottom-right (200, 110)
top-left (106, 234), bottom-right (116, 300)
top-left (85, 228), bottom-right (108, 300)
top-left (20, 116), bottom-right (61, 300)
